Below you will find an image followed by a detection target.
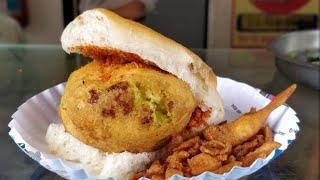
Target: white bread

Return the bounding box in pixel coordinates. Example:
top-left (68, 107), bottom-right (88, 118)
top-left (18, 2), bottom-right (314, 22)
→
top-left (61, 8), bottom-right (224, 124)
top-left (46, 123), bottom-right (158, 179)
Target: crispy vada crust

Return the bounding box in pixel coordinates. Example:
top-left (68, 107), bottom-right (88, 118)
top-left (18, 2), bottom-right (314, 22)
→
top-left (60, 60), bottom-right (197, 152)
top-left (61, 8), bottom-right (224, 124)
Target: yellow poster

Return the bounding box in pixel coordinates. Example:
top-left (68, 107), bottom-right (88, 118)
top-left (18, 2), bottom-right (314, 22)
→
top-left (231, 0), bottom-right (320, 48)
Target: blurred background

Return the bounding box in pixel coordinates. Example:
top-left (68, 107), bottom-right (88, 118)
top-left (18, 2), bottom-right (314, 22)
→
top-left (0, 0), bottom-right (319, 48)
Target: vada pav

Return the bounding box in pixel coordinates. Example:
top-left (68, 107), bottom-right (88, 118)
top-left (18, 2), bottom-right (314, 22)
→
top-left (46, 8), bottom-right (225, 178)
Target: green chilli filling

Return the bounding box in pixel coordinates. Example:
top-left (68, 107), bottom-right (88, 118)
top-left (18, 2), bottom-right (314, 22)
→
top-left (132, 83), bottom-right (171, 123)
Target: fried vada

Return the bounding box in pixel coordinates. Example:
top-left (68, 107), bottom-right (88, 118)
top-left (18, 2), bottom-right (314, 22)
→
top-left (60, 60), bottom-right (197, 152)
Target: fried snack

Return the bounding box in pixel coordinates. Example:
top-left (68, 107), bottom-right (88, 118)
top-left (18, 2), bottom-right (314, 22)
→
top-left (187, 153), bottom-right (222, 175)
top-left (172, 136), bottom-right (201, 152)
top-left (213, 154), bottom-right (242, 174)
top-left (60, 60), bottom-right (197, 152)
top-left (262, 126), bottom-right (273, 142)
top-left (203, 84), bottom-right (297, 146)
top-left (200, 140), bottom-right (231, 161)
top-left (135, 127), bottom-right (281, 179)
top-left (241, 141), bottom-right (281, 167)
top-left (151, 175), bottom-right (165, 180)
top-left (233, 135), bottom-right (265, 159)
top-left (134, 85), bottom-right (296, 179)
top-left (131, 161), bottom-right (165, 180)
top-left (225, 155), bottom-right (236, 164)
top-left (213, 161), bottom-right (242, 174)
top-left (166, 151), bottom-right (189, 169)
top-left (146, 160), bottom-right (165, 177)
top-left (165, 168), bottom-right (183, 179)
top-left (170, 136), bottom-right (202, 156)
top-left (167, 135), bottom-right (184, 154)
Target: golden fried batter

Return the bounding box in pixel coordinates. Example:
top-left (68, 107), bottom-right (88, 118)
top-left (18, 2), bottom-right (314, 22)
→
top-left (146, 160), bottom-right (165, 176)
top-left (213, 161), bottom-right (242, 174)
top-left (262, 126), bottom-right (273, 142)
top-left (59, 60), bottom-right (196, 152)
top-left (232, 135), bottom-right (265, 159)
top-left (187, 153), bottom-right (222, 175)
top-left (203, 84), bottom-right (297, 146)
top-left (241, 141), bottom-right (281, 166)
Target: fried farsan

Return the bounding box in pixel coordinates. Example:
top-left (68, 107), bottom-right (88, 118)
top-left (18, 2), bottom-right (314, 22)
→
top-left (134, 84), bottom-right (296, 179)
top-left (241, 141), bottom-right (281, 166)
